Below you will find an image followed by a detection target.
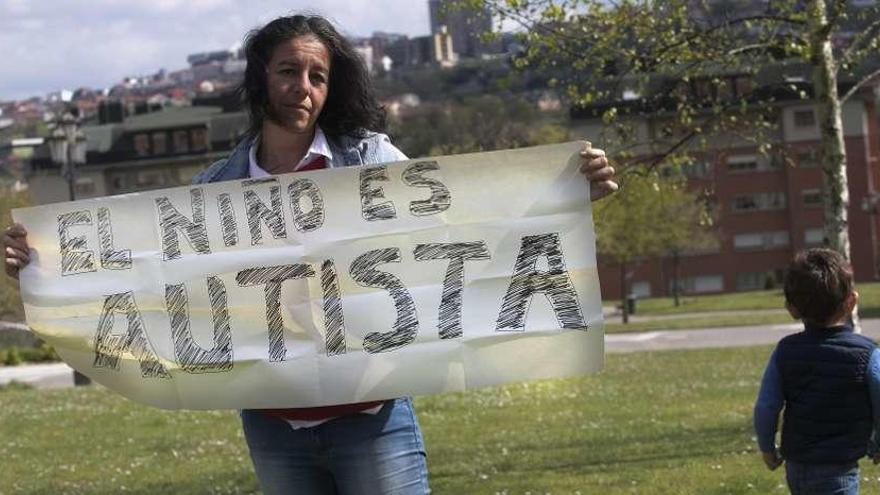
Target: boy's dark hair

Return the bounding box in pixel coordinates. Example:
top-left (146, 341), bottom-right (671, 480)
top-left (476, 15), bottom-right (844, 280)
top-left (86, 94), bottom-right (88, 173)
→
top-left (238, 15), bottom-right (386, 138)
top-left (783, 248), bottom-right (854, 326)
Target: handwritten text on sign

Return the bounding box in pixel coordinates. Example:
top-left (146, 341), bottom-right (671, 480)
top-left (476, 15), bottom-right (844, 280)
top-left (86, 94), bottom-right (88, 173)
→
top-left (13, 142), bottom-right (604, 409)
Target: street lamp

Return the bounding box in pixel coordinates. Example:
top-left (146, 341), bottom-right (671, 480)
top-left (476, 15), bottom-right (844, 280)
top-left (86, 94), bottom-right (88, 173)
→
top-left (46, 110), bottom-right (91, 386)
top-left (47, 111), bottom-right (87, 202)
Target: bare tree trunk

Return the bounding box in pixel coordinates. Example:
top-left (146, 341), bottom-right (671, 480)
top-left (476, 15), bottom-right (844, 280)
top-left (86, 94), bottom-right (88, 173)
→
top-left (808, 0), bottom-right (859, 331)
top-left (809, 0), bottom-right (851, 259)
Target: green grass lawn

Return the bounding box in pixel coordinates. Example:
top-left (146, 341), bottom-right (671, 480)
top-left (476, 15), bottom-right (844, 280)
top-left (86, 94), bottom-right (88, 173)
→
top-left (4, 346), bottom-right (880, 494)
top-left (604, 312), bottom-right (796, 334)
top-left (610, 282), bottom-right (880, 317)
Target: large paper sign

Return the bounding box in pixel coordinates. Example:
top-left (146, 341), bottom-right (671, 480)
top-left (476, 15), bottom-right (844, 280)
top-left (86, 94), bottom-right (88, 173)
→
top-left (13, 142), bottom-right (604, 409)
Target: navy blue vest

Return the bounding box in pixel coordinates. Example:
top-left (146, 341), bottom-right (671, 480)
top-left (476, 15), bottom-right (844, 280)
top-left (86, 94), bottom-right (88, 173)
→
top-left (777, 326), bottom-right (876, 464)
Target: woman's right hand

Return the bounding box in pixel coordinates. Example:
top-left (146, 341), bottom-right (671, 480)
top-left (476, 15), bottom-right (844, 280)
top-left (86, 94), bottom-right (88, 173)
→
top-left (4, 223), bottom-right (30, 280)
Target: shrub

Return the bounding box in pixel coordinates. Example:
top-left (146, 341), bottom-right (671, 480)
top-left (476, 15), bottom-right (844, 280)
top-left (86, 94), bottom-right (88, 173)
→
top-left (3, 346), bottom-right (22, 366)
top-left (0, 342), bottom-right (60, 366)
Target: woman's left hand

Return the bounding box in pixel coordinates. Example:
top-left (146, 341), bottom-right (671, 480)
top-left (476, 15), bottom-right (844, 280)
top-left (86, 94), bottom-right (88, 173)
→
top-left (579, 142), bottom-right (618, 202)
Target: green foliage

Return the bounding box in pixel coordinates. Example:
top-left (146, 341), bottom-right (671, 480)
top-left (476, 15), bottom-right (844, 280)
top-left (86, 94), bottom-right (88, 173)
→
top-left (375, 58), bottom-right (545, 103)
top-left (610, 280), bottom-right (880, 316)
top-left (469, 0), bottom-right (880, 257)
top-left (2, 346), bottom-right (22, 366)
top-left (390, 95), bottom-right (570, 157)
top-left (593, 168), bottom-right (713, 264)
top-left (602, 280), bottom-right (880, 332)
top-left (605, 311), bottom-right (794, 334)
top-left (0, 342), bottom-right (61, 366)
top-left (593, 167), bottom-right (714, 314)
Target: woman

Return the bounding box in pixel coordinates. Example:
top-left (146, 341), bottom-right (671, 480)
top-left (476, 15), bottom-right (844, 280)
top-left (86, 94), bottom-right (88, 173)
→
top-left (4, 15), bottom-right (617, 494)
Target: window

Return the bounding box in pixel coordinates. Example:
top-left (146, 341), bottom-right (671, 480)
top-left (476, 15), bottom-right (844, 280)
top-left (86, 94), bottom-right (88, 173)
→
top-left (801, 189), bottom-right (823, 207)
top-left (133, 133), bottom-right (150, 157)
top-left (670, 275), bottom-right (723, 294)
top-left (727, 155), bottom-right (758, 172)
top-left (804, 228), bottom-right (824, 246)
top-left (152, 132), bottom-right (167, 155)
top-left (727, 154), bottom-right (778, 173)
top-left (190, 128), bottom-right (208, 152)
top-left (716, 79), bottom-right (733, 101)
top-left (733, 233), bottom-right (762, 249)
top-left (630, 281), bottom-right (651, 298)
top-left (730, 192), bottom-right (786, 212)
top-left (694, 79), bottom-right (712, 100)
top-left (173, 130), bottom-right (189, 153)
top-left (736, 272), bottom-right (765, 291)
top-left (682, 161), bottom-right (713, 179)
top-left (690, 75), bottom-right (751, 101)
top-left (795, 149), bottom-right (820, 168)
top-left (733, 231), bottom-right (790, 250)
top-left (136, 171), bottom-right (163, 188)
top-left (74, 177), bottom-right (95, 197)
top-left (177, 166), bottom-right (201, 186)
top-left (737, 270), bottom-right (783, 291)
top-left (793, 109), bottom-right (816, 129)
top-left (733, 76), bottom-right (753, 97)
top-left (108, 172), bottom-right (134, 194)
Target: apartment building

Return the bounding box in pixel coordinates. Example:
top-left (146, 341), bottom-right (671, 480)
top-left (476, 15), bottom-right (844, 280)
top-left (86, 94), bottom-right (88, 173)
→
top-left (26, 104), bottom-right (248, 205)
top-left (571, 84), bottom-right (880, 299)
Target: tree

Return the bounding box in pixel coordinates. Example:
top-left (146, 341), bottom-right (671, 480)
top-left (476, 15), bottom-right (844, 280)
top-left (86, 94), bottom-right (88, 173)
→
top-left (653, 174), bottom-right (718, 307)
top-left (593, 169), bottom-right (713, 322)
top-left (463, 0), bottom-right (880, 265)
top-left (389, 94), bottom-right (570, 157)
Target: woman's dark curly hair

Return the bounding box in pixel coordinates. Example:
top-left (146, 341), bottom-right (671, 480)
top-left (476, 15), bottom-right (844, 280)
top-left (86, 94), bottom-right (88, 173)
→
top-left (238, 15), bottom-right (386, 137)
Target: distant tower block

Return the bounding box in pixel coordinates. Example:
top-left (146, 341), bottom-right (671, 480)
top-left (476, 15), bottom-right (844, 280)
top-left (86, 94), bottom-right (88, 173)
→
top-left (428, 0), bottom-right (493, 59)
top-left (433, 26), bottom-right (457, 67)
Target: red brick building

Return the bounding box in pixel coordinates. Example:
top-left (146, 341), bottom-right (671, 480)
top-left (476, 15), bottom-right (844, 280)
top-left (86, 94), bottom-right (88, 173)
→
top-left (572, 85), bottom-right (880, 300)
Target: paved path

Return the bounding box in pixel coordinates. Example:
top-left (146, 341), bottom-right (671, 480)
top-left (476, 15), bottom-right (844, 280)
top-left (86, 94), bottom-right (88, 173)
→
top-left (606, 318), bottom-right (880, 353)
top-left (3, 318), bottom-right (880, 389)
top-left (0, 361), bottom-right (74, 388)
top-left (619, 308), bottom-right (789, 323)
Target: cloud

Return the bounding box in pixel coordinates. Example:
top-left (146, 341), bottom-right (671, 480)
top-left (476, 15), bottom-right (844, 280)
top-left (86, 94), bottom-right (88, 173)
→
top-left (0, 0), bottom-right (430, 100)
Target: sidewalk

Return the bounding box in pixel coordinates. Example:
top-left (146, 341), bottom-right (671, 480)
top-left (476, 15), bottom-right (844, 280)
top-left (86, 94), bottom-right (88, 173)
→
top-left (0, 361), bottom-right (73, 389)
top-left (602, 306), bottom-right (789, 322)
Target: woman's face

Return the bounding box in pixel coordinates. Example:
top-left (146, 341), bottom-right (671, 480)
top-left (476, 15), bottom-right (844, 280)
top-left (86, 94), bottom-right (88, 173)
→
top-left (264, 35), bottom-right (331, 134)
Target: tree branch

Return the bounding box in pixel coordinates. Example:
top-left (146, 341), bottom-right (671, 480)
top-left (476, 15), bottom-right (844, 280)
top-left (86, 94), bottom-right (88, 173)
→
top-left (841, 18), bottom-right (880, 66)
top-left (727, 42), bottom-right (778, 56)
top-left (652, 14), bottom-right (806, 58)
top-left (840, 66), bottom-right (880, 104)
top-left (827, 0), bottom-right (848, 27)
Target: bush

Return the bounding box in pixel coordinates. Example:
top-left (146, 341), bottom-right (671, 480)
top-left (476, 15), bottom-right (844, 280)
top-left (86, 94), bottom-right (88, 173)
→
top-left (0, 342), bottom-right (60, 366)
top-left (3, 346), bottom-right (22, 365)
top-left (390, 95), bottom-right (570, 158)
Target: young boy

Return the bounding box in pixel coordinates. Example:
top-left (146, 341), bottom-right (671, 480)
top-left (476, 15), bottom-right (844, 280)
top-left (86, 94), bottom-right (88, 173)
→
top-left (754, 248), bottom-right (880, 494)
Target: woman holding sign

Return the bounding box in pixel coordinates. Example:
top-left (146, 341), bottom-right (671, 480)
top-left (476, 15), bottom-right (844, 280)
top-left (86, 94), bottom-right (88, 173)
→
top-left (4, 14), bottom-right (617, 495)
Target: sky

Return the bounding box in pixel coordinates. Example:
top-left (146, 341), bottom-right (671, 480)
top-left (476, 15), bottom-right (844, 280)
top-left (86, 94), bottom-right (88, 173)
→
top-left (0, 0), bottom-right (433, 101)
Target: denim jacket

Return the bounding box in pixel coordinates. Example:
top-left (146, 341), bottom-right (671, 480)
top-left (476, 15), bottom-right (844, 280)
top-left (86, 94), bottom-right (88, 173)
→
top-left (192, 131), bottom-right (407, 184)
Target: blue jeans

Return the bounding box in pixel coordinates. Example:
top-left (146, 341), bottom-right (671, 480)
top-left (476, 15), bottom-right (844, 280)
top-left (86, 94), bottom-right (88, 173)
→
top-left (785, 460), bottom-right (859, 495)
top-left (241, 398), bottom-right (430, 494)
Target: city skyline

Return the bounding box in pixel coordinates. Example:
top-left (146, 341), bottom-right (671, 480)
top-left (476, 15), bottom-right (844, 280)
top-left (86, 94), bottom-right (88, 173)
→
top-left (1, 0), bottom-right (436, 101)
